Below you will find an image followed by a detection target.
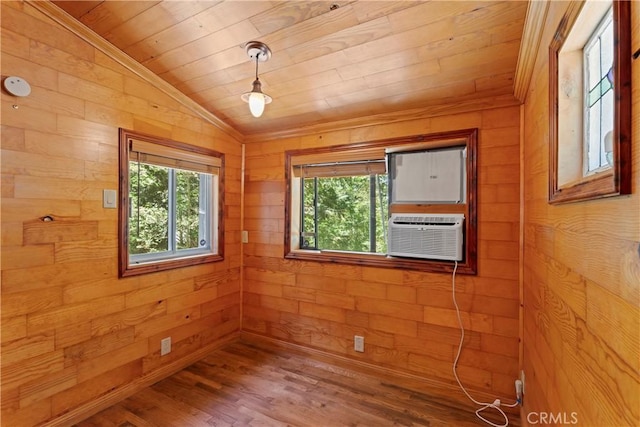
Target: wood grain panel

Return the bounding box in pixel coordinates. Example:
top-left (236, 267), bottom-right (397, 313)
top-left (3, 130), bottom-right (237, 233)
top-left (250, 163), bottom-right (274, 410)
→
top-left (1, 331), bottom-right (56, 367)
top-left (1, 3), bottom-right (241, 425)
top-left (1, 316), bottom-right (28, 345)
top-left (1, 349), bottom-right (65, 391)
top-left (243, 106), bottom-right (521, 409)
top-left (76, 2), bottom-right (160, 34)
top-left (46, 1), bottom-right (526, 136)
top-left (521, 2), bottom-right (640, 426)
top-left (120, 2), bottom-right (216, 53)
top-left (19, 366), bottom-right (77, 408)
top-left (48, 1), bottom-right (101, 20)
top-left (23, 218), bottom-right (98, 244)
top-left (51, 359), bottom-right (142, 416)
top-left (4, 2), bottom-right (94, 61)
top-left (1, 288), bottom-right (62, 319)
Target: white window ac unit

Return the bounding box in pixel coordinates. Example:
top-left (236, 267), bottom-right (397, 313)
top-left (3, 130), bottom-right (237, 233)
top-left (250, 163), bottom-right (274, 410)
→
top-left (387, 214), bottom-right (464, 261)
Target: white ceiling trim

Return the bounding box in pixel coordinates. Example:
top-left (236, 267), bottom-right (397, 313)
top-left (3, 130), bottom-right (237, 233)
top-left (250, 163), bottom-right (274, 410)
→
top-left (514, 0), bottom-right (550, 102)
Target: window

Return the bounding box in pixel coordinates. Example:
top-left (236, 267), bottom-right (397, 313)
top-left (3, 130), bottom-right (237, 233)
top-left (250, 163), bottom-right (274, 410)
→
top-left (119, 129), bottom-right (224, 277)
top-left (549, 0), bottom-right (631, 203)
top-left (286, 129), bottom-right (477, 274)
top-left (300, 162), bottom-right (388, 253)
top-left (584, 8), bottom-right (613, 175)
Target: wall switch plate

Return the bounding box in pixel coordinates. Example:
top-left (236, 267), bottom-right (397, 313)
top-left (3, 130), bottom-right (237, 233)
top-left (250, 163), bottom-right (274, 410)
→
top-left (354, 335), bottom-right (364, 352)
top-left (103, 189), bottom-right (117, 208)
top-left (161, 337), bottom-right (171, 356)
top-left (241, 230), bottom-right (249, 243)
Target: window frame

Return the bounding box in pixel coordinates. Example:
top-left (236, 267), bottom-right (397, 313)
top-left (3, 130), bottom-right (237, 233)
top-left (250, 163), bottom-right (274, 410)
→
top-left (118, 128), bottom-right (224, 277)
top-left (285, 128), bottom-right (478, 275)
top-left (128, 167), bottom-right (214, 264)
top-left (548, 0), bottom-right (631, 204)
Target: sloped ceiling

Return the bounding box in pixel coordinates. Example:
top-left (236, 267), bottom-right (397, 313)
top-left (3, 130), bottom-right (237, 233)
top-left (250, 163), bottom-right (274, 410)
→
top-left (51, 1), bottom-right (529, 136)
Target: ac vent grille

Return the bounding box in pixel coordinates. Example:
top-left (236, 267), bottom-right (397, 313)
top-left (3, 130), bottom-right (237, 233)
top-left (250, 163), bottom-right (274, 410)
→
top-left (388, 213), bottom-right (464, 261)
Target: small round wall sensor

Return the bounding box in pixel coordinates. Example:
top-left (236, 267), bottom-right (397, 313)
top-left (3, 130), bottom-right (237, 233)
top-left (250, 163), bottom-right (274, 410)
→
top-left (3, 76), bottom-right (31, 97)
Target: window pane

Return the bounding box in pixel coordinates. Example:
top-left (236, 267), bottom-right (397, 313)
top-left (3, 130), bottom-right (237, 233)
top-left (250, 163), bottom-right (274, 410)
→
top-left (175, 169), bottom-right (207, 250)
top-left (601, 88), bottom-right (614, 166)
top-left (584, 8), bottom-right (614, 175)
top-left (301, 178), bottom-right (317, 249)
top-left (586, 39), bottom-right (600, 90)
top-left (375, 174), bottom-right (389, 253)
top-left (587, 101), bottom-right (601, 172)
top-left (317, 176), bottom-right (368, 252)
top-left (600, 18), bottom-right (614, 77)
top-left (315, 175), bottom-right (387, 254)
top-left (129, 162), bottom-right (169, 254)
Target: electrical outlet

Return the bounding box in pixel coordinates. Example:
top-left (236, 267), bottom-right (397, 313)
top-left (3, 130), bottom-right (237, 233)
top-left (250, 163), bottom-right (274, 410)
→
top-left (354, 335), bottom-right (364, 352)
top-left (161, 337), bottom-right (171, 356)
top-left (241, 230), bottom-right (249, 243)
top-left (521, 370), bottom-right (526, 395)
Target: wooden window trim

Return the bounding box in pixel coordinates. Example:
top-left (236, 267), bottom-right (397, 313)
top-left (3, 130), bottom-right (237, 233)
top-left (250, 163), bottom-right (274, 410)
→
top-left (118, 128), bottom-right (225, 277)
top-left (284, 128), bottom-right (478, 275)
top-left (549, 0), bottom-right (632, 204)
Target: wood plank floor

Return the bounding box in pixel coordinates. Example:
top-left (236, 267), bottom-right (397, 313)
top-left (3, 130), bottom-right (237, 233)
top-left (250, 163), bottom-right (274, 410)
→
top-left (75, 339), bottom-right (519, 426)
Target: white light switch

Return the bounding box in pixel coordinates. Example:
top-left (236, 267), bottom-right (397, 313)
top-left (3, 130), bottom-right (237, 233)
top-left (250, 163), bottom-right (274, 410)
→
top-left (103, 189), bottom-right (117, 208)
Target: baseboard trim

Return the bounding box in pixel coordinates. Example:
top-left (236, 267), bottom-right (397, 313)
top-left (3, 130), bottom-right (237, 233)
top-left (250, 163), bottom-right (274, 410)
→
top-left (240, 331), bottom-right (519, 416)
top-left (47, 332), bottom-right (240, 427)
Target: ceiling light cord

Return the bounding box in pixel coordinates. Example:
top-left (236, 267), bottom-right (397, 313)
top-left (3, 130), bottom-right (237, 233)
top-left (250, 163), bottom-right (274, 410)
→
top-left (451, 261), bottom-right (519, 427)
top-left (254, 52), bottom-right (260, 80)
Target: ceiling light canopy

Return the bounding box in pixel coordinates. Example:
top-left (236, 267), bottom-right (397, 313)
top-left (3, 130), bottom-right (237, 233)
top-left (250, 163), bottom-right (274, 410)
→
top-left (241, 41), bottom-right (272, 118)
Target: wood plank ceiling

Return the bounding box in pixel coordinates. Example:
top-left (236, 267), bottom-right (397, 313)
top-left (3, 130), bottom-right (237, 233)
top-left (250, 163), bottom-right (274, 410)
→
top-left (51, 1), bottom-right (528, 136)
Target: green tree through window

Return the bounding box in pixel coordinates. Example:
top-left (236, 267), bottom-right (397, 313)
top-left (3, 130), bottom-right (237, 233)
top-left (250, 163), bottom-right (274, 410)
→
top-left (175, 169), bottom-right (203, 250)
top-left (302, 174), bottom-right (388, 253)
top-left (129, 163), bottom-right (169, 254)
top-left (129, 162), bottom-right (212, 261)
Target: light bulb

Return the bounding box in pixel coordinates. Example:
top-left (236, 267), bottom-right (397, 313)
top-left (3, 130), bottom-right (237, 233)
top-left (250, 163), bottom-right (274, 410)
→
top-left (248, 92), bottom-right (266, 117)
top-left (241, 76), bottom-right (271, 118)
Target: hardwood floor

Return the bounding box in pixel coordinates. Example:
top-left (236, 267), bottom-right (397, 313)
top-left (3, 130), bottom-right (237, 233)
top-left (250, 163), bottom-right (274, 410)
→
top-left (75, 339), bottom-right (520, 426)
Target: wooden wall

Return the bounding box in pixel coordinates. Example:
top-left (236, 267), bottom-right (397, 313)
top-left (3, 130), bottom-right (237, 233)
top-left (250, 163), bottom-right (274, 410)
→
top-left (6, 1), bottom-right (637, 426)
top-left (521, 2), bottom-right (640, 426)
top-left (243, 106), bottom-right (522, 402)
top-left (1, 2), bottom-right (242, 425)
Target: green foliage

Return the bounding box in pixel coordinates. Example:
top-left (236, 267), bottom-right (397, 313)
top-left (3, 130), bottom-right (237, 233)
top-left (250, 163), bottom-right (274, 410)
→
top-left (302, 179), bottom-right (317, 249)
top-left (303, 174), bottom-right (388, 253)
top-left (129, 163), bottom-right (169, 255)
top-left (129, 163), bottom-right (203, 255)
top-left (175, 170), bottom-right (202, 250)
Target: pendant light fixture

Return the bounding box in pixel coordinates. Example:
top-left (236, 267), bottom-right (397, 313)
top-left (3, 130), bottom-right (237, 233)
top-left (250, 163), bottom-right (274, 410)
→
top-left (241, 41), bottom-right (272, 118)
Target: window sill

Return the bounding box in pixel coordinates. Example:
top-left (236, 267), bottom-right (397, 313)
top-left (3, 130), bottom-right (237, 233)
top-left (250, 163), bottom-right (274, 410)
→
top-left (120, 253), bottom-right (224, 277)
top-left (549, 169), bottom-right (619, 204)
top-left (285, 249), bottom-right (476, 275)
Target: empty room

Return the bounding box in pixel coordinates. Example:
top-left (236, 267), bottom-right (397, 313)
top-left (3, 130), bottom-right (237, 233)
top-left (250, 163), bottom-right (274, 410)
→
top-left (1, 1), bottom-right (638, 426)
